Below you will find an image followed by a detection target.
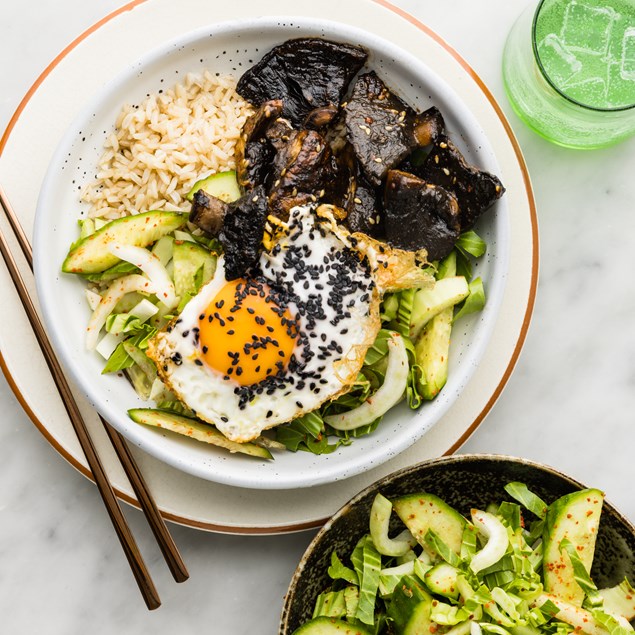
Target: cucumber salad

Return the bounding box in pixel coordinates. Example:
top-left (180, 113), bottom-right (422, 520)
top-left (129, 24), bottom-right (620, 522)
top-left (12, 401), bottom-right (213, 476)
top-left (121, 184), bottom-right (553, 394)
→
top-left (293, 484), bottom-right (635, 635)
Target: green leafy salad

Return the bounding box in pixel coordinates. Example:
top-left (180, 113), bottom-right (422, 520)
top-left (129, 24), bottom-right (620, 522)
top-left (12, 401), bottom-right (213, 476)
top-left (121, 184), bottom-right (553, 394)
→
top-left (63, 170), bottom-right (488, 459)
top-left (292, 484), bottom-right (635, 635)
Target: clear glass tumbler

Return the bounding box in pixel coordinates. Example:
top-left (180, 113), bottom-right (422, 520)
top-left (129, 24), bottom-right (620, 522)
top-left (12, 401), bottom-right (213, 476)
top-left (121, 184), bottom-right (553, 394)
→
top-left (503, 0), bottom-right (635, 149)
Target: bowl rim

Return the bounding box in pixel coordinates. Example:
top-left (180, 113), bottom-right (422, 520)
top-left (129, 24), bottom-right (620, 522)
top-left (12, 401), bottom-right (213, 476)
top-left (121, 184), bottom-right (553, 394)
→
top-left (32, 17), bottom-right (511, 490)
top-left (279, 452), bottom-right (635, 633)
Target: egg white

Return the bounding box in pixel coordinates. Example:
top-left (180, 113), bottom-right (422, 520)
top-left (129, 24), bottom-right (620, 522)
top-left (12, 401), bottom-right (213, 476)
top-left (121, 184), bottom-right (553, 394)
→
top-left (148, 205), bottom-right (381, 442)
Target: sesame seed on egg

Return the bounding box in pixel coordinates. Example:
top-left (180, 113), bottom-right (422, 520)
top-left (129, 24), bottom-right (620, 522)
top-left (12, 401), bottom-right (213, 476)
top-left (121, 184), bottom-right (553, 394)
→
top-left (147, 205), bottom-right (382, 443)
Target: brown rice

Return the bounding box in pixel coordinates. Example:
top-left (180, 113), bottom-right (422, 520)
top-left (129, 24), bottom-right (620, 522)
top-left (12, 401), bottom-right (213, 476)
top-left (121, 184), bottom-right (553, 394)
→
top-left (81, 70), bottom-right (253, 219)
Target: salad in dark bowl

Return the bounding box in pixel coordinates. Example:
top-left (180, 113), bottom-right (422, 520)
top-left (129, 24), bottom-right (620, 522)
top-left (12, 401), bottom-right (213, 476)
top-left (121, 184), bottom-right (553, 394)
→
top-left (280, 455), bottom-right (635, 635)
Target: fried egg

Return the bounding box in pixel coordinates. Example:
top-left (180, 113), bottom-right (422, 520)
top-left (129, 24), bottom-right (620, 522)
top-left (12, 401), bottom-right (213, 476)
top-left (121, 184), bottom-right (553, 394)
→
top-left (148, 205), bottom-right (385, 442)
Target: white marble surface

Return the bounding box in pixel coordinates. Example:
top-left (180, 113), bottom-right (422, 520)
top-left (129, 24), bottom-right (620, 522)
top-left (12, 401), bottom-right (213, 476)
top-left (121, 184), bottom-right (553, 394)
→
top-left (1, 0), bottom-right (634, 632)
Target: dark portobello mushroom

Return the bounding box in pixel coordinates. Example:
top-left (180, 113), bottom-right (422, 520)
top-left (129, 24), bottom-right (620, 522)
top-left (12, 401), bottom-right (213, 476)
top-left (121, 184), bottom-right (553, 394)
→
top-left (236, 38), bottom-right (367, 127)
top-left (303, 104), bottom-right (339, 130)
top-left (267, 128), bottom-right (338, 219)
top-left (189, 189), bottom-right (229, 236)
top-left (418, 135), bottom-right (505, 230)
top-left (344, 73), bottom-right (446, 186)
top-left (332, 143), bottom-right (382, 236)
top-left (235, 100), bottom-right (284, 191)
top-left (218, 185), bottom-right (268, 281)
top-left (413, 106), bottom-right (446, 147)
top-left (384, 169), bottom-right (460, 260)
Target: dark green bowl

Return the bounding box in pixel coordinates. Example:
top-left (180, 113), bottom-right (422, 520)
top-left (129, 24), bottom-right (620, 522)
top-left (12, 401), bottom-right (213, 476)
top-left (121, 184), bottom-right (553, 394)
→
top-left (279, 454), bottom-right (635, 634)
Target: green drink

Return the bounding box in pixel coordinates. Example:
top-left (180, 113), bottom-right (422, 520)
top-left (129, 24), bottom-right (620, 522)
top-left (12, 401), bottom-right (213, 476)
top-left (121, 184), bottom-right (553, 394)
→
top-left (503, 0), bottom-right (635, 148)
top-left (536, 0), bottom-right (635, 108)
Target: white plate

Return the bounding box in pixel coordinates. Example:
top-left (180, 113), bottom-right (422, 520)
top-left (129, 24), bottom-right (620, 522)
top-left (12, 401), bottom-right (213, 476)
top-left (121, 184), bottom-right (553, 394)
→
top-left (0, 0), bottom-right (537, 530)
top-left (34, 17), bottom-right (509, 490)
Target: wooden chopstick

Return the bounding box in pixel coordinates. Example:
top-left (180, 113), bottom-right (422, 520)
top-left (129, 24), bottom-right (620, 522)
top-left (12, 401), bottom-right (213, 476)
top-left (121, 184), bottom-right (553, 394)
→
top-left (0, 185), bottom-right (188, 585)
top-left (102, 423), bottom-right (189, 583)
top-left (0, 185), bottom-right (188, 605)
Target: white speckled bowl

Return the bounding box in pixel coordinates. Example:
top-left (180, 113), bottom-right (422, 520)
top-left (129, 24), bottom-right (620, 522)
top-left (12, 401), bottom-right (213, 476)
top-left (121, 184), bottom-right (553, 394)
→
top-left (34, 17), bottom-right (509, 490)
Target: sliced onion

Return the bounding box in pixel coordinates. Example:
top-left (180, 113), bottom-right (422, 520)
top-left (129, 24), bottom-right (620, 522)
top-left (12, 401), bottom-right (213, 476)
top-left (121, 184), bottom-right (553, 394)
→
top-left (325, 332), bottom-right (409, 430)
top-left (86, 274), bottom-right (156, 350)
top-left (469, 509), bottom-right (509, 573)
top-left (85, 288), bottom-right (102, 311)
top-left (370, 493), bottom-right (416, 557)
top-left (108, 243), bottom-right (177, 309)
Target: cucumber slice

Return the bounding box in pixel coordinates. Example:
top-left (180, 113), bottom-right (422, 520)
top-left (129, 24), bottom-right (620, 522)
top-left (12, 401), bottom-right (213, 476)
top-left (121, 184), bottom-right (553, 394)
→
top-left (172, 241), bottom-right (217, 311)
top-left (186, 170), bottom-right (241, 203)
top-left (415, 307), bottom-right (452, 400)
top-left (78, 218), bottom-right (95, 239)
top-left (128, 408), bottom-right (272, 460)
top-left (82, 260), bottom-right (140, 283)
top-left (543, 488), bottom-right (604, 606)
top-left (151, 235), bottom-right (174, 266)
top-left (414, 250), bottom-right (457, 399)
top-left (125, 365), bottom-right (153, 400)
top-left (386, 574), bottom-right (433, 635)
top-left (291, 617), bottom-right (373, 634)
top-left (424, 563), bottom-right (460, 599)
top-left (392, 493), bottom-right (467, 555)
top-left (63, 211), bottom-right (187, 274)
top-left (409, 277), bottom-right (469, 339)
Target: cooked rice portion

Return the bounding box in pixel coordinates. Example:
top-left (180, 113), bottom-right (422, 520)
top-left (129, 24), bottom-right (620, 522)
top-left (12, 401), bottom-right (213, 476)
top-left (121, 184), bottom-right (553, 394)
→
top-left (81, 71), bottom-right (253, 219)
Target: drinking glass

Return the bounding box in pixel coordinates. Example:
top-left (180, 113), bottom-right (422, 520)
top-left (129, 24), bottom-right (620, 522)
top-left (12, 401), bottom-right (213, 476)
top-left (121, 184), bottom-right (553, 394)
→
top-left (503, 0), bottom-right (635, 149)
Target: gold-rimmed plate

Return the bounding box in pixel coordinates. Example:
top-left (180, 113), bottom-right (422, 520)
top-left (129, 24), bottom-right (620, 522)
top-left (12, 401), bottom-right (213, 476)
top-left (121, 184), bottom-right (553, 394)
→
top-left (0, 0), bottom-right (537, 532)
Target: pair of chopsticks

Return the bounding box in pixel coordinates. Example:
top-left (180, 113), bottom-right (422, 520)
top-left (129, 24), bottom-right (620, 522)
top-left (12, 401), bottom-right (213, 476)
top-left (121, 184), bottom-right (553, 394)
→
top-left (0, 184), bottom-right (188, 610)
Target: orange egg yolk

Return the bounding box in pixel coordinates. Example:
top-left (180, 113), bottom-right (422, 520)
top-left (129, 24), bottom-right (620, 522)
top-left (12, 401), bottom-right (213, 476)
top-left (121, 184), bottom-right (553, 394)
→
top-left (198, 279), bottom-right (298, 386)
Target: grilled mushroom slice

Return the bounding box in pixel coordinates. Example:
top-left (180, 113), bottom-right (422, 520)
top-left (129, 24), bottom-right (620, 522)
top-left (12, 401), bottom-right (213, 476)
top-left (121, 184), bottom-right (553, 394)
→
top-left (267, 129), bottom-right (337, 219)
top-left (413, 107), bottom-right (446, 147)
top-left (332, 143), bottom-right (382, 236)
top-left (384, 170), bottom-right (460, 260)
top-left (219, 186), bottom-right (269, 281)
top-left (303, 104), bottom-right (339, 130)
top-left (235, 100), bottom-right (284, 191)
top-left (236, 38), bottom-right (367, 127)
top-left (189, 190), bottom-right (229, 236)
top-left (265, 117), bottom-right (295, 152)
top-left (346, 177), bottom-right (381, 236)
top-left (419, 135), bottom-right (505, 230)
top-left (344, 73), bottom-right (447, 186)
